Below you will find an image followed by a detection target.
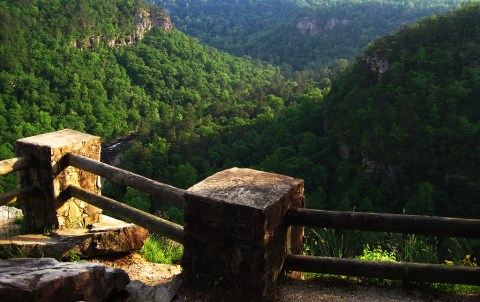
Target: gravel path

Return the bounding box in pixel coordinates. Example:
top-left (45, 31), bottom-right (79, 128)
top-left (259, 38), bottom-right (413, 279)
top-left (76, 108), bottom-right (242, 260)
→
top-left (92, 253), bottom-right (480, 302)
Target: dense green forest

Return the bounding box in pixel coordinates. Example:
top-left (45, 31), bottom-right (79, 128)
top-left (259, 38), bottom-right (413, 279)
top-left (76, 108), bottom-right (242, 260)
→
top-left (149, 0), bottom-right (469, 71)
top-left (1, 0), bottom-right (480, 264)
top-left (0, 0), bottom-right (298, 198)
top-left (108, 2), bottom-right (480, 262)
top-left (325, 2), bottom-right (480, 219)
top-left (111, 2), bottom-right (480, 221)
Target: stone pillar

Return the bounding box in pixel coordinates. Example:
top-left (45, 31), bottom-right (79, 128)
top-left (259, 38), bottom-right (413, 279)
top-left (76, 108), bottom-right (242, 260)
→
top-left (182, 167), bottom-right (305, 296)
top-left (15, 129), bottom-right (102, 232)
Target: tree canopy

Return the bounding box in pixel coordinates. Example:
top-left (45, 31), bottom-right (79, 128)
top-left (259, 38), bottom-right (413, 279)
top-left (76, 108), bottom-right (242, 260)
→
top-left (324, 2), bottom-right (480, 218)
top-left (0, 0), bottom-right (296, 196)
top-left (149, 0), bottom-right (469, 71)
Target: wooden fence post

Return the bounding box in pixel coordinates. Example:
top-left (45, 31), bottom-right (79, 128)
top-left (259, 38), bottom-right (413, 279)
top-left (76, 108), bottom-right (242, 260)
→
top-left (182, 167), bottom-right (305, 296)
top-left (15, 129), bottom-right (102, 232)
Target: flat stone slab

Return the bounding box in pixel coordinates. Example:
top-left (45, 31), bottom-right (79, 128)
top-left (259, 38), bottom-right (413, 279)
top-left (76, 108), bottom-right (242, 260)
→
top-left (16, 129), bottom-right (100, 149)
top-left (186, 167), bottom-right (304, 209)
top-left (16, 129), bottom-right (103, 231)
top-left (0, 258), bottom-right (129, 302)
top-left (0, 216), bottom-right (148, 259)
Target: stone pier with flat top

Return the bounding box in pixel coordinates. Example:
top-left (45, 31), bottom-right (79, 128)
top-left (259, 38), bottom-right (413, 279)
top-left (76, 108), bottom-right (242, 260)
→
top-left (16, 129), bottom-right (103, 232)
top-left (182, 167), bottom-right (305, 296)
top-left (3, 129), bottom-right (148, 260)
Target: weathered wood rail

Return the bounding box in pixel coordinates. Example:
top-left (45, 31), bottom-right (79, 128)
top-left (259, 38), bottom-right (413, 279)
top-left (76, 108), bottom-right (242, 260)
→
top-left (66, 153), bottom-right (185, 207)
top-left (285, 255), bottom-right (480, 285)
top-left (0, 157), bottom-right (38, 207)
top-left (64, 153), bottom-right (186, 243)
top-left (0, 187), bottom-right (38, 207)
top-left (285, 208), bottom-right (480, 238)
top-left (0, 156), bottom-right (35, 176)
top-left (0, 131), bottom-right (185, 244)
top-left (67, 185), bottom-right (184, 243)
top-left (284, 208), bottom-right (480, 285)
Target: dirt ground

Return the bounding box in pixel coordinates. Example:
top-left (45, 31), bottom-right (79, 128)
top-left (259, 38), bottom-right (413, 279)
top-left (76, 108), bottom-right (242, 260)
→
top-left (91, 253), bottom-right (480, 302)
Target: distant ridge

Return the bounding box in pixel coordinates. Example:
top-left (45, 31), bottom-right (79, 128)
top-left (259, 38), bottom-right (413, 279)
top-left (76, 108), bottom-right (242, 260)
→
top-left (324, 3), bottom-right (480, 217)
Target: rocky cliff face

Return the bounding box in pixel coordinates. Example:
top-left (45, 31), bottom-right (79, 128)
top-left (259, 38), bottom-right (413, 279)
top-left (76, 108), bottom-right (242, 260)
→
top-left (324, 18), bottom-right (349, 30)
top-left (74, 7), bottom-right (172, 50)
top-left (296, 17), bottom-right (319, 34)
top-left (365, 49), bottom-right (390, 77)
top-left (296, 17), bottom-right (349, 35)
top-left (135, 7), bottom-right (172, 41)
top-left (339, 144), bottom-right (399, 183)
top-left (362, 156), bottom-right (399, 183)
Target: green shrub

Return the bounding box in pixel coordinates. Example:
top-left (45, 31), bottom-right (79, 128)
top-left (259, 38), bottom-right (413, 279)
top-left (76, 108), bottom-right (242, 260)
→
top-left (140, 235), bottom-right (183, 264)
top-left (357, 244), bottom-right (396, 262)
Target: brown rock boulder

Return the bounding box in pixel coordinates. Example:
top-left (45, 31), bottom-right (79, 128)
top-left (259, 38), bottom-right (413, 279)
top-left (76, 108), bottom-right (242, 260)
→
top-left (61, 217), bottom-right (149, 258)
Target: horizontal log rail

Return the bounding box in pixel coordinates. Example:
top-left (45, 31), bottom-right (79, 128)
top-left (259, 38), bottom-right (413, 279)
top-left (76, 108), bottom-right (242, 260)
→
top-left (285, 208), bottom-right (480, 238)
top-left (66, 153), bottom-right (185, 207)
top-left (0, 187), bottom-right (38, 207)
top-left (0, 157), bottom-right (35, 175)
top-left (67, 185), bottom-right (185, 244)
top-left (285, 255), bottom-right (480, 286)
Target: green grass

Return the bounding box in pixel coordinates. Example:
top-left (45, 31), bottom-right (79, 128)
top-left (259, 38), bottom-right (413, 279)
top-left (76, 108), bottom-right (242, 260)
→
top-left (140, 235), bottom-right (183, 264)
top-left (430, 283), bottom-right (480, 295)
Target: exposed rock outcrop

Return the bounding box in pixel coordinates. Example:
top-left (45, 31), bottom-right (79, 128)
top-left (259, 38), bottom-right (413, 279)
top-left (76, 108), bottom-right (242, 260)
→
top-left (365, 49), bottom-right (390, 76)
top-left (0, 258), bottom-right (129, 302)
top-left (338, 145), bottom-right (398, 183)
top-left (135, 7), bottom-right (172, 41)
top-left (296, 17), bottom-right (349, 35)
top-left (297, 17), bottom-right (319, 34)
top-left (324, 18), bottom-right (349, 30)
top-left (126, 280), bottom-right (177, 302)
top-left (362, 156), bottom-right (399, 183)
top-left (73, 6), bottom-right (172, 50)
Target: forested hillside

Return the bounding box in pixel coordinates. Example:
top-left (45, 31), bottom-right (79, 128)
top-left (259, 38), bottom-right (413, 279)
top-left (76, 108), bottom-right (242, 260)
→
top-left (2, 0), bottom-right (480, 222)
top-left (150, 0), bottom-right (469, 71)
top-left (120, 2), bottom-right (480, 220)
top-left (0, 0), bottom-right (296, 197)
top-left (110, 3), bottom-right (480, 230)
top-left (325, 2), bottom-right (480, 219)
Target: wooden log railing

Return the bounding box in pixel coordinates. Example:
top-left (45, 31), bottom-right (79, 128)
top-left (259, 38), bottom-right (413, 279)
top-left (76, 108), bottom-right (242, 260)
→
top-left (284, 208), bottom-right (480, 285)
top-left (0, 157), bottom-right (35, 176)
top-left (0, 150), bottom-right (186, 243)
top-left (285, 255), bottom-right (480, 286)
top-left (285, 208), bottom-right (480, 238)
top-left (0, 157), bottom-right (37, 206)
top-left (66, 153), bottom-right (185, 207)
top-left (65, 153), bottom-right (187, 243)
top-left (0, 153), bottom-right (185, 243)
top-left (0, 187), bottom-right (38, 207)
top-left (67, 185), bottom-right (184, 244)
